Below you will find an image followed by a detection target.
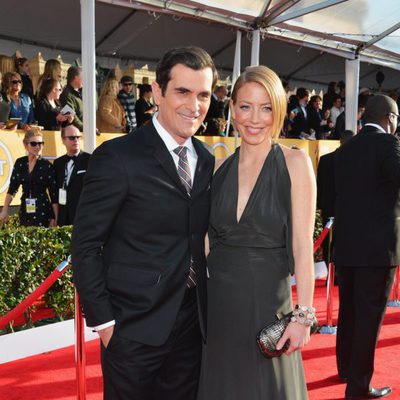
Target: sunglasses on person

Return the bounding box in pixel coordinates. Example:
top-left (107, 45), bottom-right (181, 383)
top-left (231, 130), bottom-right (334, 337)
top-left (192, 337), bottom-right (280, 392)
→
top-left (29, 141), bottom-right (45, 147)
top-left (12, 80), bottom-right (22, 84)
top-left (123, 82), bottom-right (133, 86)
top-left (64, 136), bottom-right (81, 141)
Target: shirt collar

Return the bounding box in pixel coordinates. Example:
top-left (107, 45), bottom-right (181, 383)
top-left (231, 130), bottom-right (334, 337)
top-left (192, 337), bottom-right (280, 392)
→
top-left (152, 113), bottom-right (195, 155)
top-left (364, 123), bottom-right (387, 133)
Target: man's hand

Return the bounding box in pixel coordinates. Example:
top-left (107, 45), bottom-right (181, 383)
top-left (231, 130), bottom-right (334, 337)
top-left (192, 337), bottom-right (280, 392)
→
top-left (98, 325), bottom-right (114, 348)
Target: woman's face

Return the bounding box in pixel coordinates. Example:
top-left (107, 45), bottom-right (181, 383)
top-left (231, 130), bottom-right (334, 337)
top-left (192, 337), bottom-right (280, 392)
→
top-left (20, 61), bottom-right (30, 75)
top-left (11, 75), bottom-right (22, 94)
top-left (51, 82), bottom-right (62, 100)
top-left (24, 135), bottom-right (44, 157)
top-left (230, 81), bottom-right (273, 146)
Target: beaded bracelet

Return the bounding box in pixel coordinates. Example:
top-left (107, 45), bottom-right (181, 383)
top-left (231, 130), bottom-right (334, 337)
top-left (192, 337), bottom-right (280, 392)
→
top-left (291, 304), bottom-right (316, 327)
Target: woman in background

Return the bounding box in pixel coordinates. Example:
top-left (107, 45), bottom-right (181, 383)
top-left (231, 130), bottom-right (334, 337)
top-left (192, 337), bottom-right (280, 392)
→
top-left (36, 78), bottom-right (73, 130)
top-left (15, 57), bottom-right (34, 102)
top-left (2, 71), bottom-right (35, 129)
top-left (0, 129), bottom-right (58, 227)
top-left (97, 77), bottom-right (126, 133)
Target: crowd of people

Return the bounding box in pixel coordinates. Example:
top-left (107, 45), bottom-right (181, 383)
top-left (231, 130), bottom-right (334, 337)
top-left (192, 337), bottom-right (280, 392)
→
top-left (1, 47), bottom-right (399, 400)
top-left (0, 56), bottom-right (156, 134)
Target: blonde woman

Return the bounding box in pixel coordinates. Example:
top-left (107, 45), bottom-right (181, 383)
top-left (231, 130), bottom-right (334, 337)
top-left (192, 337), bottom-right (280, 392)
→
top-left (198, 65), bottom-right (316, 400)
top-left (96, 77), bottom-right (126, 133)
top-left (0, 129), bottom-right (58, 227)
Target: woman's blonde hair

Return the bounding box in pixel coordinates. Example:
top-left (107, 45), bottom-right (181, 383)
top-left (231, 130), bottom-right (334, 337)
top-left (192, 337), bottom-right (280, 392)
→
top-left (23, 128), bottom-right (43, 144)
top-left (231, 65), bottom-right (287, 140)
top-left (99, 77), bottom-right (119, 99)
top-left (2, 72), bottom-right (22, 99)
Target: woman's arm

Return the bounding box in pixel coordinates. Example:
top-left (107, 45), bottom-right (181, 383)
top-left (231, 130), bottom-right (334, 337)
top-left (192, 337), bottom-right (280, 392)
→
top-left (277, 147), bottom-right (316, 355)
top-left (0, 193), bottom-right (14, 224)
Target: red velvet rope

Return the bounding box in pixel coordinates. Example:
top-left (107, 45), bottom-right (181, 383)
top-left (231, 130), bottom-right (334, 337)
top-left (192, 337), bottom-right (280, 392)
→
top-left (0, 260), bottom-right (70, 330)
top-left (313, 219), bottom-right (334, 254)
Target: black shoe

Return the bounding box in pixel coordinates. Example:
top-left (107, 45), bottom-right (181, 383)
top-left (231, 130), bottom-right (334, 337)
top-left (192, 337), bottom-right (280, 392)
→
top-left (345, 387), bottom-right (392, 399)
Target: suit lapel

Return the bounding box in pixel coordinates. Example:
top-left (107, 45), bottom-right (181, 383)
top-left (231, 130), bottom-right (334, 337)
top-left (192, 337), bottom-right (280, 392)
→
top-left (191, 138), bottom-right (211, 199)
top-left (146, 123), bottom-right (188, 197)
top-left (67, 151), bottom-right (83, 187)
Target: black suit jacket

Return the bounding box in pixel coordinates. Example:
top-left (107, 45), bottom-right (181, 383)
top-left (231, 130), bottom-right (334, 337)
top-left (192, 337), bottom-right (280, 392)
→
top-left (54, 151), bottom-right (91, 226)
top-left (72, 122), bottom-right (215, 346)
top-left (317, 150), bottom-right (337, 221)
top-left (333, 125), bottom-right (400, 266)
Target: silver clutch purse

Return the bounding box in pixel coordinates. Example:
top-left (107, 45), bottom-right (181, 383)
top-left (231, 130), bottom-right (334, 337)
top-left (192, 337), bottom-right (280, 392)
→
top-left (257, 312), bottom-right (318, 358)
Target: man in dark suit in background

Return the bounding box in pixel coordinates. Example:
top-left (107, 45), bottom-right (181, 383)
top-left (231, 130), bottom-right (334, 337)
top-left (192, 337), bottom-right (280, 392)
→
top-left (317, 129), bottom-right (354, 268)
top-left (54, 125), bottom-right (90, 226)
top-left (72, 47), bottom-right (216, 400)
top-left (288, 87), bottom-right (310, 138)
top-left (334, 95), bottom-right (400, 400)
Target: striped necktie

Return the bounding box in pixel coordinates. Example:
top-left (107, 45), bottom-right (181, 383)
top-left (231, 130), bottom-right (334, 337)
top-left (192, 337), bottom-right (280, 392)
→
top-left (174, 146), bottom-right (196, 288)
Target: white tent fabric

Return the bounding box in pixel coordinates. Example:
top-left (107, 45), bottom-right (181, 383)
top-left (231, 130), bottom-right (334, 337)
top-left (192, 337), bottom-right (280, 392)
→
top-left (0, 0), bottom-right (399, 91)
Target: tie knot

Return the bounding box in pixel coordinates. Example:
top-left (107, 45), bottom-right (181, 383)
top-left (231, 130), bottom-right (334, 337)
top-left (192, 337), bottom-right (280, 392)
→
top-left (174, 146), bottom-right (187, 158)
top-left (67, 155), bottom-right (77, 162)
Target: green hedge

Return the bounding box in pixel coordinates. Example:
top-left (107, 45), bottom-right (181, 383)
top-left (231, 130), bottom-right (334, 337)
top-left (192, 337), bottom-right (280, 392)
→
top-left (0, 215), bottom-right (73, 334)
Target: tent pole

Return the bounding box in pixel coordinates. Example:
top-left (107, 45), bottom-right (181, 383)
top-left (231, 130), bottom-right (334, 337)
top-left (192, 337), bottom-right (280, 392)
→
top-left (81, 0), bottom-right (97, 153)
top-left (250, 29), bottom-right (260, 66)
top-left (226, 30), bottom-right (241, 149)
top-left (345, 58), bottom-right (360, 134)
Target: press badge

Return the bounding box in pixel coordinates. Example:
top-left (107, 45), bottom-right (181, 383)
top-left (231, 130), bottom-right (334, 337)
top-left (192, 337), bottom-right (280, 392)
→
top-left (25, 198), bottom-right (36, 214)
top-left (59, 188), bottom-right (67, 205)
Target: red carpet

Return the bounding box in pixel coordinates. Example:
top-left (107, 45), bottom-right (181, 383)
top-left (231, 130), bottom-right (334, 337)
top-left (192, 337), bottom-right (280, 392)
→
top-left (1, 280), bottom-right (399, 400)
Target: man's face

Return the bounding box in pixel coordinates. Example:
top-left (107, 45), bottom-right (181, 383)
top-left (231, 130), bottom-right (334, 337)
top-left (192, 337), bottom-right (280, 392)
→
top-left (216, 87), bottom-right (228, 101)
top-left (152, 64), bottom-right (213, 144)
top-left (62, 126), bottom-right (82, 155)
top-left (73, 72), bottom-right (83, 89)
top-left (122, 81), bottom-right (133, 94)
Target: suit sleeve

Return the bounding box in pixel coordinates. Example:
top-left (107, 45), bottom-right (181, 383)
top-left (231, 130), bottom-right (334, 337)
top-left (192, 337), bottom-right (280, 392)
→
top-left (72, 142), bottom-right (128, 327)
top-left (378, 134), bottom-right (400, 185)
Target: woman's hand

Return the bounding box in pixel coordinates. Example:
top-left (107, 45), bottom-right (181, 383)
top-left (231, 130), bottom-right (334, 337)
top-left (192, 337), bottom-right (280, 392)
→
top-left (0, 209), bottom-right (9, 225)
top-left (276, 322), bottom-right (311, 356)
top-left (56, 113), bottom-right (68, 122)
top-left (49, 218), bottom-right (57, 227)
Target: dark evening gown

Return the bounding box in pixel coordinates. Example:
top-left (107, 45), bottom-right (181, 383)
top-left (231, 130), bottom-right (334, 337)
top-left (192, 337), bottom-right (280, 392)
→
top-left (8, 156), bottom-right (57, 227)
top-left (198, 143), bottom-right (308, 400)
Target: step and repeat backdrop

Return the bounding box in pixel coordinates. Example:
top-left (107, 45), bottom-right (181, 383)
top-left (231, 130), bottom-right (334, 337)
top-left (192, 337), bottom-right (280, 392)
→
top-left (0, 130), bottom-right (339, 205)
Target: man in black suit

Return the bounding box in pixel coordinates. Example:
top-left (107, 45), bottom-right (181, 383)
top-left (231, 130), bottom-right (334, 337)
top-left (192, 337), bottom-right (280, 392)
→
top-left (72, 47), bottom-right (216, 400)
top-left (54, 125), bottom-right (90, 226)
top-left (288, 87), bottom-right (310, 138)
top-left (317, 130), bottom-right (354, 268)
top-left (334, 95), bottom-right (400, 399)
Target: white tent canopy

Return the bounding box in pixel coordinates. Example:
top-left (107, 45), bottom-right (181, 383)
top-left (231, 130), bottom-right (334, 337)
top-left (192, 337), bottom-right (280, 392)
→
top-left (1, 0), bottom-right (400, 91)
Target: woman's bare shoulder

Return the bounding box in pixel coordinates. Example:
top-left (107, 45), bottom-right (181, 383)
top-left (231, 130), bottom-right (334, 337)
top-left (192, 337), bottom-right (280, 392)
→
top-left (278, 143), bottom-right (312, 178)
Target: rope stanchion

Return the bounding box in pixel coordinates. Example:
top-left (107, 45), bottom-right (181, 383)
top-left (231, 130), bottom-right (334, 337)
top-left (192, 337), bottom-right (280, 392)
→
top-left (75, 290), bottom-right (87, 400)
top-left (0, 259), bottom-right (70, 330)
top-left (313, 217), bottom-right (334, 254)
top-left (315, 217), bottom-right (337, 334)
top-left (388, 266), bottom-right (400, 307)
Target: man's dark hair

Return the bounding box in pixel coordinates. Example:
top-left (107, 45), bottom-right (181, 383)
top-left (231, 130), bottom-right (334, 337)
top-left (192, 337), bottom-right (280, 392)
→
top-left (340, 129), bottom-right (355, 144)
top-left (332, 94), bottom-right (342, 103)
top-left (296, 87), bottom-right (309, 99)
top-left (138, 84), bottom-right (152, 98)
top-left (67, 66), bottom-right (82, 85)
top-left (156, 46), bottom-right (218, 96)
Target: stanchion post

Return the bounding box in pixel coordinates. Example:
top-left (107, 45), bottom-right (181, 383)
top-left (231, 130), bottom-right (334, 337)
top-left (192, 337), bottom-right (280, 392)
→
top-left (75, 289), bottom-right (87, 400)
top-left (320, 217), bottom-right (337, 334)
top-left (388, 266), bottom-right (400, 307)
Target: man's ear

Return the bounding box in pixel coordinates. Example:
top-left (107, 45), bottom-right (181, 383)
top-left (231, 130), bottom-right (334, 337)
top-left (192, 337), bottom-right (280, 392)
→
top-left (151, 81), bottom-right (162, 106)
